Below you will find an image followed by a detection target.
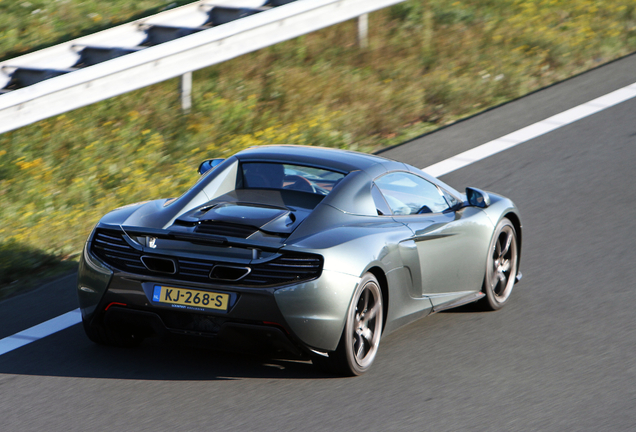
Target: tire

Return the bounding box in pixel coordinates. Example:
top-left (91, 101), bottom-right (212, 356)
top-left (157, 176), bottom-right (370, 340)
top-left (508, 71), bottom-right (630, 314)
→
top-left (478, 218), bottom-right (518, 311)
top-left (313, 273), bottom-right (384, 376)
top-left (82, 316), bottom-right (143, 348)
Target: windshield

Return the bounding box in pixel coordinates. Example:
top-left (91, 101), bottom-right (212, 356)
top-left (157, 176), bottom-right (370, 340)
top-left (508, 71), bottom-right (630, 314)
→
top-left (239, 163), bottom-right (346, 196)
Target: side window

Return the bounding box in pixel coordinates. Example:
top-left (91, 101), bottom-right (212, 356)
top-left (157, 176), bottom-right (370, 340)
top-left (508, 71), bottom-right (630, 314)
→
top-left (375, 172), bottom-right (449, 215)
top-left (441, 188), bottom-right (461, 208)
top-left (371, 184), bottom-right (392, 216)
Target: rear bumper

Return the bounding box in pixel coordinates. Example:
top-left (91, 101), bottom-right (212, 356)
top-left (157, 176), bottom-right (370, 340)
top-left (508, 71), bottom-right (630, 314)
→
top-left (78, 244), bottom-right (360, 352)
top-left (100, 306), bottom-right (305, 357)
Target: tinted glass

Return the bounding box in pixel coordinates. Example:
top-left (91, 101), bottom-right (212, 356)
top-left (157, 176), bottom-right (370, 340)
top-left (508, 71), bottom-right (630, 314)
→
top-left (375, 172), bottom-right (449, 215)
top-left (441, 188), bottom-right (460, 208)
top-left (371, 184), bottom-right (392, 216)
top-left (240, 163), bottom-right (345, 195)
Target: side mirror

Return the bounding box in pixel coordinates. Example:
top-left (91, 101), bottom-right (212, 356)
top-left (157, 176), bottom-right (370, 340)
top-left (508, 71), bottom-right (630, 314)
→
top-left (466, 187), bottom-right (491, 208)
top-left (198, 158), bottom-right (224, 175)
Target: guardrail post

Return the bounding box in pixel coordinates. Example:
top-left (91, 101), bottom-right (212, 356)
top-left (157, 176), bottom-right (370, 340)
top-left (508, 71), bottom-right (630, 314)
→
top-left (358, 13), bottom-right (369, 48)
top-left (180, 72), bottom-right (192, 113)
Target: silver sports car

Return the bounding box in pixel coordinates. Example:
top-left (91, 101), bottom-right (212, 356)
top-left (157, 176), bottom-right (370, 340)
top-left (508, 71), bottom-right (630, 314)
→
top-left (77, 145), bottom-right (522, 375)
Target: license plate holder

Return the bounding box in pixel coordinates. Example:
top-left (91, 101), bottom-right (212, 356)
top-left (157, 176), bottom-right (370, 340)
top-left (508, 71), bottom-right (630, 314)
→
top-left (152, 285), bottom-right (230, 311)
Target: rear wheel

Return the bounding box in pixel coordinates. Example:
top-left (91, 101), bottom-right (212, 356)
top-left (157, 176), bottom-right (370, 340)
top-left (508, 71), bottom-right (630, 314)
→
top-left (478, 218), bottom-right (518, 311)
top-left (313, 273), bottom-right (383, 376)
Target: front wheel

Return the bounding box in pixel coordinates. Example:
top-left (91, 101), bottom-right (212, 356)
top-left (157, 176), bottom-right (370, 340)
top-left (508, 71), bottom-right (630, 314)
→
top-left (478, 218), bottom-right (518, 311)
top-left (313, 273), bottom-right (384, 376)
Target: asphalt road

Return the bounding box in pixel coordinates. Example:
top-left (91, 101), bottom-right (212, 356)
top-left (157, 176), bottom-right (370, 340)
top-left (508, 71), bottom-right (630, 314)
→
top-left (1, 53), bottom-right (635, 431)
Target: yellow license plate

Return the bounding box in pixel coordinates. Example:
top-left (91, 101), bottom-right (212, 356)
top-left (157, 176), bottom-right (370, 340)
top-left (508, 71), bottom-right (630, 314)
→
top-left (152, 285), bottom-right (230, 311)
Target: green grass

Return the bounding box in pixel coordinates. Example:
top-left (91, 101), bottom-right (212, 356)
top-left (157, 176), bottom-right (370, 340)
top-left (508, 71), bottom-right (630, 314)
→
top-left (1, 0), bottom-right (635, 297)
top-left (0, 240), bottom-right (77, 299)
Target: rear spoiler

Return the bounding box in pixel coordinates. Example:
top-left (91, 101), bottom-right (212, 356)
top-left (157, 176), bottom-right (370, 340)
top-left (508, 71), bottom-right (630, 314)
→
top-left (97, 223), bottom-right (284, 253)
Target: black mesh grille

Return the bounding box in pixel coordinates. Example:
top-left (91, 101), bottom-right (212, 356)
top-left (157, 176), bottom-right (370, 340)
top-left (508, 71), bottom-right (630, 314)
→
top-left (90, 228), bottom-right (322, 286)
top-left (178, 257), bottom-right (215, 279)
top-left (91, 230), bottom-right (146, 273)
top-left (242, 254), bottom-right (323, 285)
top-left (195, 222), bottom-right (257, 238)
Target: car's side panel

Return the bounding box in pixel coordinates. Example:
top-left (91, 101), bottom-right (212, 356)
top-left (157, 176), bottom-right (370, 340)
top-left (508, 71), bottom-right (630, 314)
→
top-left (382, 265), bottom-right (434, 335)
top-left (288, 203), bottom-right (409, 267)
top-left (395, 239), bottom-right (422, 298)
top-left (284, 204), bottom-right (441, 348)
top-left (274, 269), bottom-right (361, 351)
top-left (395, 207), bottom-right (495, 307)
top-left (77, 240), bottom-right (113, 321)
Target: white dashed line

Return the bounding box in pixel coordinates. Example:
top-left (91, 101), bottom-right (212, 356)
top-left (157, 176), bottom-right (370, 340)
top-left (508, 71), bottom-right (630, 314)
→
top-left (423, 82), bottom-right (636, 177)
top-left (0, 309), bottom-right (81, 356)
top-left (1, 81), bottom-right (636, 357)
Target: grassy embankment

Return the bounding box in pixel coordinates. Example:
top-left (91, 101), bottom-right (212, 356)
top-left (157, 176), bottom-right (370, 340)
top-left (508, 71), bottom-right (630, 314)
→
top-left (1, 0), bottom-right (635, 297)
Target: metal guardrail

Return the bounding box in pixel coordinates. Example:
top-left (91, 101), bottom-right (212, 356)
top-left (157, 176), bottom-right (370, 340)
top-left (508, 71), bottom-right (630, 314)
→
top-left (0, 0), bottom-right (405, 134)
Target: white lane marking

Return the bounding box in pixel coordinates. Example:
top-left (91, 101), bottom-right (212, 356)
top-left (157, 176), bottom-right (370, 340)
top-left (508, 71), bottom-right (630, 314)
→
top-left (2, 81), bottom-right (636, 358)
top-left (0, 308), bottom-right (81, 356)
top-left (424, 82), bottom-right (636, 177)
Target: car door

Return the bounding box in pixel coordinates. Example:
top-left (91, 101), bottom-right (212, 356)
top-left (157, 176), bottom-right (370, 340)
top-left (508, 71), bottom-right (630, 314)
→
top-left (374, 172), bottom-right (493, 306)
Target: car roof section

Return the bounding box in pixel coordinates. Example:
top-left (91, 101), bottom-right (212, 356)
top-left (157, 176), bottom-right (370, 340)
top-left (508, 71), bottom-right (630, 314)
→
top-left (235, 145), bottom-right (403, 174)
